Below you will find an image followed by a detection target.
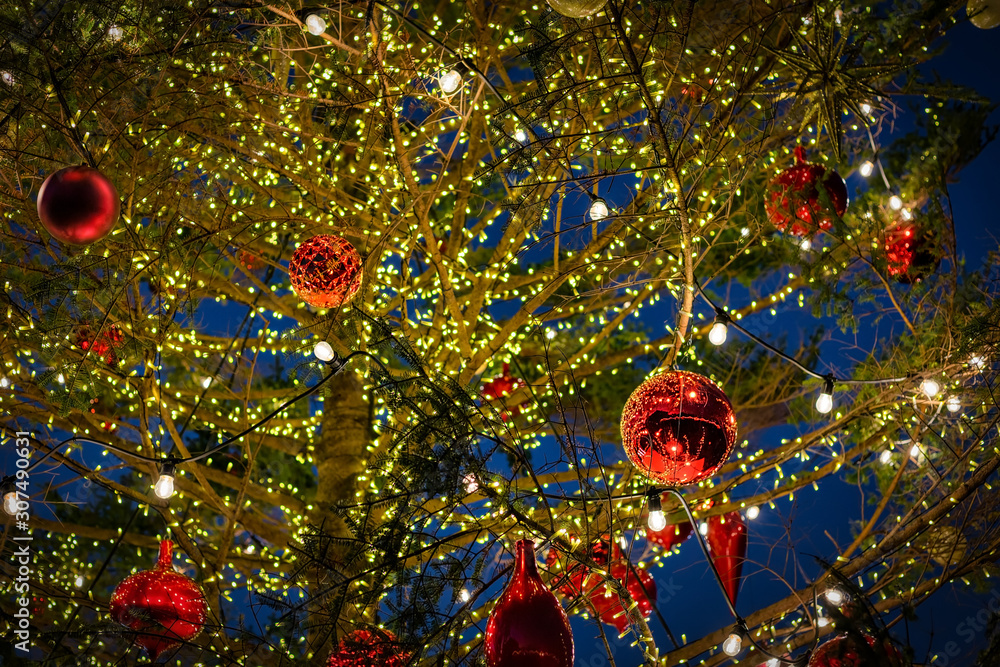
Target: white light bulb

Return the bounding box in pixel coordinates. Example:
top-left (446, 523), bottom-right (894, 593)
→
top-left (647, 509), bottom-right (667, 532)
top-left (880, 450), bottom-right (893, 464)
top-left (439, 69), bottom-right (462, 94)
top-left (0, 71), bottom-right (14, 86)
top-left (946, 396), bottom-right (961, 413)
top-left (545, 329), bottom-right (557, 340)
top-left (889, 195), bottom-right (903, 210)
top-left (514, 129), bottom-right (527, 143)
top-left (767, 660), bottom-right (780, 667)
top-left (200, 376), bottom-right (212, 389)
top-left (3, 491), bottom-right (19, 515)
top-left (901, 208), bottom-right (913, 221)
top-left (108, 25), bottom-right (123, 41)
top-left (800, 238), bottom-right (812, 251)
top-left (314, 341), bottom-right (335, 362)
top-left (818, 616), bottom-right (830, 627)
top-left (740, 227), bottom-right (750, 237)
top-left (861, 103), bottom-right (872, 115)
top-left (154, 474), bottom-right (175, 500)
top-left (463, 473), bottom-right (478, 494)
top-left (824, 588), bottom-right (845, 605)
top-left (459, 588), bottom-right (471, 602)
top-left (910, 444), bottom-right (921, 458)
top-left (699, 522), bottom-right (709, 536)
top-left (746, 505), bottom-right (760, 520)
top-left (816, 391), bottom-right (834, 415)
top-left (589, 199), bottom-right (609, 221)
top-left (708, 321), bottom-right (728, 346)
top-left (920, 379), bottom-right (940, 398)
top-left (0, 376), bottom-right (8, 389)
top-left (859, 161), bottom-right (874, 177)
top-left (305, 14), bottom-right (326, 35)
top-left (57, 373), bottom-right (65, 384)
top-left (970, 355), bottom-right (986, 371)
top-left (722, 633), bottom-right (742, 656)
top-left (74, 575), bottom-right (85, 588)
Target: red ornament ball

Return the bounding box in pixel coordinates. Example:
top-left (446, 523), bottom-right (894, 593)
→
top-left (109, 540), bottom-right (207, 661)
top-left (807, 633), bottom-right (905, 667)
top-left (765, 146), bottom-right (848, 236)
top-left (289, 234), bottom-right (362, 309)
top-left (482, 363), bottom-right (527, 419)
top-left (884, 224), bottom-right (940, 284)
top-left (620, 370), bottom-right (738, 486)
top-left (77, 324), bottom-right (124, 365)
top-left (327, 628), bottom-right (411, 667)
top-left (486, 539), bottom-right (574, 667)
top-left (37, 165), bottom-right (120, 245)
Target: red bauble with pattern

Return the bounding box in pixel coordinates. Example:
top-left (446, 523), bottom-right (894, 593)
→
top-left (289, 234), bottom-right (362, 309)
top-left (646, 518), bottom-right (694, 550)
top-left (706, 511), bottom-right (747, 605)
top-left (482, 363), bottom-right (527, 419)
top-left (620, 371), bottom-right (738, 486)
top-left (807, 633), bottom-right (905, 667)
top-left (486, 539), bottom-right (574, 667)
top-left (109, 540), bottom-right (207, 661)
top-left (765, 147), bottom-right (848, 236)
top-left (327, 628), bottom-right (411, 667)
top-left (884, 224), bottom-right (939, 284)
top-left (37, 165), bottom-right (120, 245)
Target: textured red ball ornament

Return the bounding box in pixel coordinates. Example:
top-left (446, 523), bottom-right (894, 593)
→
top-left (77, 324), bottom-right (124, 365)
top-left (807, 633), bottom-right (905, 667)
top-left (327, 628), bottom-right (411, 667)
top-left (706, 511), bottom-right (747, 605)
top-left (884, 224), bottom-right (940, 284)
top-left (109, 540), bottom-right (207, 661)
top-left (486, 539), bottom-right (574, 667)
top-left (37, 165), bottom-right (120, 245)
top-left (620, 370), bottom-right (738, 486)
top-left (289, 234), bottom-right (362, 309)
top-left (765, 147), bottom-right (848, 236)
top-left (482, 363), bottom-right (527, 419)
top-left (646, 518), bottom-right (694, 550)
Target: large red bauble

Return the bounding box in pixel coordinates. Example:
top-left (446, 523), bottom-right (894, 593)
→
top-left (327, 628), bottom-right (411, 667)
top-left (37, 165), bottom-right (120, 245)
top-left (807, 633), bottom-right (905, 667)
top-left (486, 539), bottom-right (574, 667)
top-left (884, 224), bottom-right (940, 284)
top-left (546, 537), bottom-right (657, 632)
top-left (109, 540), bottom-right (207, 661)
top-left (289, 234), bottom-right (362, 309)
top-left (706, 511), bottom-right (747, 605)
top-left (765, 146), bottom-right (848, 236)
top-left (646, 518), bottom-right (694, 550)
top-left (620, 370), bottom-right (738, 486)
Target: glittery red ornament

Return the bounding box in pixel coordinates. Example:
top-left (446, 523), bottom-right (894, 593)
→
top-left (486, 539), bottom-right (574, 667)
top-left (807, 633), bottom-right (905, 667)
top-left (482, 363), bottom-right (527, 419)
top-left (646, 517), bottom-right (694, 550)
top-left (706, 511), bottom-right (747, 605)
top-left (620, 371), bottom-right (738, 486)
top-left (289, 234), bottom-right (362, 309)
top-left (327, 628), bottom-right (411, 667)
top-left (109, 540), bottom-right (207, 661)
top-left (78, 324), bottom-right (124, 365)
top-left (546, 537), bottom-right (657, 632)
top-left (37, 165), bottom-right (120, 245)
top-left (765, 147), bottom-right (848, 236)
top-left (884, 224), bottom-right (940, 284)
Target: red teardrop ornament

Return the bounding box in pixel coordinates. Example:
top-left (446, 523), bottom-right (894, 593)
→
top-left (486, 539), bottom-right (574, 667)
top-left (289, 234), bottom-right (363, 309)
top-left (327, 628), bottom-right (412, 667)
top-left (109, 540), bottom-right (207, 661)
top-left (807, 633), bottom-right (905, 667)
top-left (706, 511), bottom-right (747, 605)
top-left (646, 518), bottom-right (694, 550)
top-left (620, 370), bottom-right (738, 486)
top-left (37, 165), bottom-right (120, 245)
top-left (765, 147), bottom-right (848, 236)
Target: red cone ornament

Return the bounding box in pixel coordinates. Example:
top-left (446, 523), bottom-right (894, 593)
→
top-left (765, 147), bottom-right (848, 236)
top-left (884, 224), bottom-right (940, 284)
top-left (646, 518), bottom-right (694, 550)
top-left (486, 539), bottom-right (574, 667)
top-left (620, 371), bottom-right (738, 486)
top-left (289, 234), bottom-right (362, 309)
top-left (807, 633), bottom-right (905, 667)
top-left (327, 628), bottom-right (411, 667)
top-left (706, 511), bottom-right (747, 605)
top-left (109, 540), bottom-right (207, 661)
top-left (37, 165), bottom-right (120, 245)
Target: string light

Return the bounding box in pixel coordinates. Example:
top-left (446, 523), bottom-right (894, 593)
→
top-left (588, 198), bottom-right (609, 221)
top-left (799, 238), bottom-right (812, 251)
top-left (815, 377), bottom-right (835, 415)
top-left (946, 396), bottom-right (961, 413)
top-left (746, 505), bottom-right (760, 520)
top-left (824, 587), bottom-right (847, 605)
top-left (722, 631), bottom-right (743, 656)
top-left (154, 462), bottom-right (176, 500)
top-left (107, 25), bottom-right (123, 41)
top-left (200, 376), bottom-right (212, 389)
top-left (699, 521), bottom-right (709, 536)
top-left (860, 103), bottom-right (872, 115)
top-left (920, 378), bottom-right (940, 398)
top-left (970, 355), bottom-right (986, 370)
top-left (514, 129), bottom-right (527, 143)
top-left (880, 450), bottom-right (893, 464)
top-left (314, 341), bottom-right (335, 362)
top-left (859, 160), bottom-right (874, 177)
top-left (459, 589), bottom-right (471, 602)
top-left (439, 69), bottom-right (463, 94)
top-left (305, 14), bottom-right (327, 35)
top-left (647, 492), bottom-right (667, 532)
top-left (0, 376), bottom-right (8, 389)
top-left (708, 312), bottom-right (729, 346)
top-left (889, 195), bottom-right (903, 210)
top-left (2, 478), bottom-right (18, 516)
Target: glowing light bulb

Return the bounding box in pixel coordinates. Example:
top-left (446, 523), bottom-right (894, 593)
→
top-left (859, 161), bottom-right (874, 177)
top-left (0, 376), bottom-right (8, 389)
top-left (200, 376), bottom-right (212, 389)
top-left (901, 208), bottom-right (913, 221)
top-left (459, 589), bottom-right (471, 602)
top-left (3, 491), bottom-right (19, 515)
top-left (463, 473), bottom-right (478, 494)
top-left (889, 195), bottom-right (903, 210)
top-left (0, 71), bottom-right (14, 86)
top-left (816, 380), bottom-right (834, 415)
top-left (589, 198), bottom-right (609, 221)
top-left (824, 588), bottom-right (846, 605)
top-left (305, 14), bottom-right (326, 35)
top-left (314, 341), bottom-right (335, 362)
top-left (439, 69), bottom-right (462, 94)
top-left (799, 237), bottom-right (812, 252)
top-left (514, 129), bottom-right (527, 143)
top-left (647, 509), bottom-right (667, 532)
top-left (861, 103), bottom-right (872, 115)
top-left (946, 396), bottom-right (961, 413)
top-left (699, 522), bottom-right (709, 536)
top-left (920, 378), bottom-right (940, 398)
top-left (108, 25), bottom-right (123, 40)
top-left (722, 633), bottom-right (742, 656)
top-left (880, 450), bottom-right (893, 464)
top-left (708, 319), bottom-right (728, 346)
top-left (740, 227), bottom-right (750, 237)
top-left (746, 505), bottom-right (760, 520)
top-left (545, 329), bottom-right (557, 340)
top-left (910, 444), bottom-right (923, 462)
top-left (74, 575), bottom-right (85, 588)
top-left (970, 355), bottom-right (986, 371)
top-left (818, 616), bottom-right (830, 627)
top-left (57, 373), bottom-right (65, 384)
top-left (154, 474), bottom-right (175, 499)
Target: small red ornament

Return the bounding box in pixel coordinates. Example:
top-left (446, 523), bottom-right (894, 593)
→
top-left (807, 633), bottom-right (905, 667)
top-left (289, 234), bottom-right (362, 309)
top-left (239, 249), bottom-right (263, 272)
top-left (77, 324), bottom-right (124, 365)
top-left (765, 146), bottom-right (848, 236)
top-left (482, 363), bottom-right (527, 419)
top-left (620, 370), bottom-right (738, 486)
top-left (646, 518), bottom-right (694, 550)
top-left (327, 628), bottom-right (411, 667)
top-left (706, 511), bottom-right (747, 605)
top-left (486, 539), bottom-right (574, 667)
top-left (884, 224), bottom-right (939, 284)
top-left (37, 165), bottom-right (120, 245)
top-left (109, 540), bottom-right (207, 661)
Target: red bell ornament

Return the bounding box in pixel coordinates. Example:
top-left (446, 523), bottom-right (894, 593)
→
top-left (706, 511), bottom-right (747, 605)
top-left (647, 519), bottom-right (694, 550)
top-left (486, 539), bottom-right (574, 667)
top-left (807, 633), bottom-right (905, 667)
top-left (289, 234), bottom-right (362, 309)
top-left (765, 146), bottom-right (848, 236)
top-left (884, 224), bottom-right (940, 284)
top-left (37, 165), bottom-right (120, 245)
top-left (109, 540), bottom-right (207, 661)
top-left (620, 370), bottom-right (738, 486)
top-left (327, 628), bottom-right (411, 667)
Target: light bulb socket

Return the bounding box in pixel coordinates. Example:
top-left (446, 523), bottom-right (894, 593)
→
top-left (647, 490), bottom-right (662, 513)
top-left (159, 460), bottom-right (177, 478)
top-left (822, 376), bottom-right (835, 396)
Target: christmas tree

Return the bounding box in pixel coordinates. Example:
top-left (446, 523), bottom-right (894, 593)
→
top-left (1, 0), bottom-right (999, 665)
